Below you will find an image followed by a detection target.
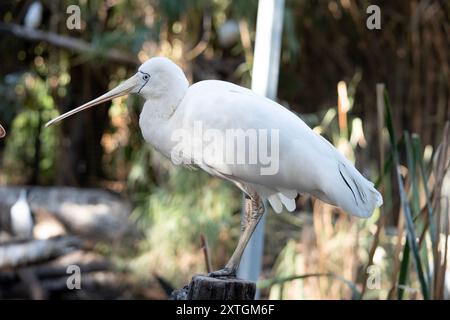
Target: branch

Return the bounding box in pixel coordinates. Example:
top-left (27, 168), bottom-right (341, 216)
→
top-left (0, 23), bottom-right (139, 67)
top-left (0, 237), bottom-right (81, 269)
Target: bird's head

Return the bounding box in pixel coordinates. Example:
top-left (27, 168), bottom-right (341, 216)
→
top-left (45, 57), bottom-right (188, 127)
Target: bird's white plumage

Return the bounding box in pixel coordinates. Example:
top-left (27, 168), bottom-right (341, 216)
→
top-left (43, 57), bottom-right (383, 277)
top-left (217, 20), bottom-right (240, 48)
top-left (24, 1), bottom-right (43, 30)
top-left (10, 189), bottom-right (33, 238)
top-left (46, 57), bottom-right (382, 218)
top-left (136, 58), bottom-right (382, 217)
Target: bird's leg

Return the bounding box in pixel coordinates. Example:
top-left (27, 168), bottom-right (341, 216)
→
top-left (241, 194), bottom-right (252, 231)
top-left (209, 193), bottom-right (264, 278)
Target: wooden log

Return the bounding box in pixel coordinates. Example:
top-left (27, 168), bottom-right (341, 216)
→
top-left (170, 275), bottom-right (256, 300)
top-left (39, 271), bottom-right (117, 293)
top-left (34, 261), bottom-right (111, 278)
top-left (0, 23), bottom-right (139, 67)
top-left (0, 236), bottom-right (81, 269)
top-left (0, 261), bottom-right (110, 284)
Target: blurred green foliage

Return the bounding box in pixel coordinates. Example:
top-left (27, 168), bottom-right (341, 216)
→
top-left (129, 165), bottom-right (240, 282)
top-left (0, 73), bottom-right (58, 184)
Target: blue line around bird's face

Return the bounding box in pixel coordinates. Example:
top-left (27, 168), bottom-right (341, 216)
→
top-left (137, 71), bottom-right (151, 93)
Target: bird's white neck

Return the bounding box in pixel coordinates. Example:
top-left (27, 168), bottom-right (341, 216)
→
top-left (141, 92), bottom-right (184, 120)
top-left (19, 189), bottom-right (28, 201)
top-left (138, 80), bottom-right (188, 146)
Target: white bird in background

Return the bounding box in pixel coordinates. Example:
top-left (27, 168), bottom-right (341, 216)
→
top-left (0, 124), bottom-right (5, 138)
top-left (24, 1), bottom-right (43, 30)
top-left (217, 20), bottom-right (240, 48)
top-left (10, 189), bottom-right (34, 239)
top-left (46, 57), bottom-right (383, 276)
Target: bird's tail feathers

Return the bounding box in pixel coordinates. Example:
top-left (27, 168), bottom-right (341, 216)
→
top-left (336, 162), bottom-right (383, 218)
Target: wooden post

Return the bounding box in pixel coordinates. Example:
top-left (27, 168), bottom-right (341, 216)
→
top-left (170, 275), bottom-right (256, 300)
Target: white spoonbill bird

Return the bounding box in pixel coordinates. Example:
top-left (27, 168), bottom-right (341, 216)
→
top-left (24, 1), bottom-right (43, 30)
top-left (46, 57), bottom-right (383, 276)
top-left (10, 189), bottom-right (34, 239)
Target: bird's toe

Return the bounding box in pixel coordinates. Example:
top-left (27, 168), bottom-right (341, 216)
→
top-left (208, 267), bottom-right (236, 278)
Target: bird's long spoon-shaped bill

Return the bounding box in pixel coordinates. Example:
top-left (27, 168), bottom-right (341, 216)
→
top-left (45, 74), bottom-right (139, 127)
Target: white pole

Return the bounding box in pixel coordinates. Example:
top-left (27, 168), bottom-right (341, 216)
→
top-left (237, 0), bottom-right (285, 296)
top-left (251, 0), bottom-right (284, 100)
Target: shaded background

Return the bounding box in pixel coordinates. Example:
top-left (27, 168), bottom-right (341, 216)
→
top-left (0, 0), bottom-right (449, 299)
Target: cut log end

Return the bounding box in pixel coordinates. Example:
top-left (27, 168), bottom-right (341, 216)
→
top-left (170, 275), bottom-right (256, 300)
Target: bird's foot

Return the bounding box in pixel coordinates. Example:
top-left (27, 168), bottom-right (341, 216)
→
top-left (208, 267), bottom-right (236, 278)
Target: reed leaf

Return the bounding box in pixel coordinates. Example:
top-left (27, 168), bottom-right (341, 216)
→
top-left (384, 89), bottom-right (430, 300)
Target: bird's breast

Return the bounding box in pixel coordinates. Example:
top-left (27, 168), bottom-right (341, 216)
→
top-left (139, 113), bottom-right (177, 160)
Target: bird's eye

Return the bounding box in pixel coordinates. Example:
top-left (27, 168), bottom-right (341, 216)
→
top-left (143, 74), bottom-right (150, 81)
